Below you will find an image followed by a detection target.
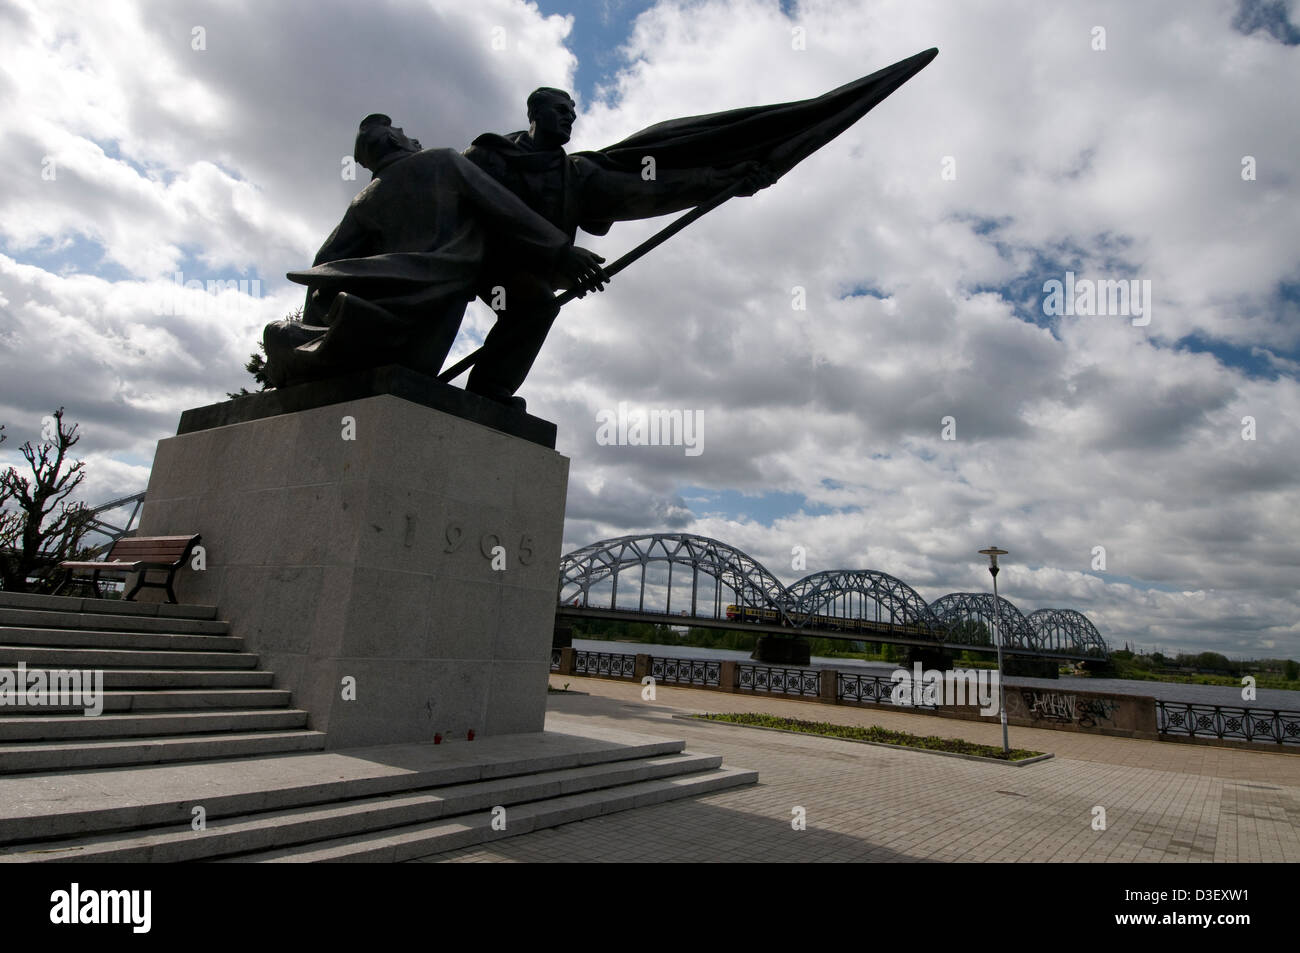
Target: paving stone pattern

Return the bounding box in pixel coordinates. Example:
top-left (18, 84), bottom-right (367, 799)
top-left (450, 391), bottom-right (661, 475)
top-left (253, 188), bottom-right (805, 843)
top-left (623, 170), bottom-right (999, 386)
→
top-left (421, 676), bottom-right (1300, 863)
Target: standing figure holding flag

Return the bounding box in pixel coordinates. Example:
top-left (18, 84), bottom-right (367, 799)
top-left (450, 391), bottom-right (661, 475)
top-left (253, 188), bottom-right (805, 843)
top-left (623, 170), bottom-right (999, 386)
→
top-left (449, 47), bottom-right (937, 401)
top-left (460, 87), bottom-right (775, 407)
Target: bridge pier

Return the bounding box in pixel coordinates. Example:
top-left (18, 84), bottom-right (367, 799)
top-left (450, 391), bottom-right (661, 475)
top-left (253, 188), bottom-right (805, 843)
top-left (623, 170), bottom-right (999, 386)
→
top-left (1002, 655), bottom-right (1060, 679)
top-left (905, 645), bottom-right (954, 672)
top-left (751, 635), bottom-right (811, 665)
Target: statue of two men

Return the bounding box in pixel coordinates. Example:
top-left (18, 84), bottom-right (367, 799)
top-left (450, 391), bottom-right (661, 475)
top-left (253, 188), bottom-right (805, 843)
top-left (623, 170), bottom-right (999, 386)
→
top-left (264, 48), bottom-right (939, 405)
top-left (265, 95), bottom-right (769, 407)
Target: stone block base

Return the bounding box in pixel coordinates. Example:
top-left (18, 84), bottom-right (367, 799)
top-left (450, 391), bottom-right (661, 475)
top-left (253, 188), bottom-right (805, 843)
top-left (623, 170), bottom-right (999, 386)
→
top-left (135, 385), bottom-right (569, 748)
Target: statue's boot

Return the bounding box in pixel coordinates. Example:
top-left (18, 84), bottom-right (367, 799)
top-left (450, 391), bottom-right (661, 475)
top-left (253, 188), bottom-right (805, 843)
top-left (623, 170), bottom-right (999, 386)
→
top-left (263, 319), bottom-right (329, 388)
top-left (265, 289), bottom-right (466, 388)
top-left (262, 293), bottom-right (381, 387)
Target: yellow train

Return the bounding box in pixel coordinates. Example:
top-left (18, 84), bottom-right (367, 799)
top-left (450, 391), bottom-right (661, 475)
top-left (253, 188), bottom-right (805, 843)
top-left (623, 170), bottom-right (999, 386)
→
top-left (725, 604), bottom-right (932, 637)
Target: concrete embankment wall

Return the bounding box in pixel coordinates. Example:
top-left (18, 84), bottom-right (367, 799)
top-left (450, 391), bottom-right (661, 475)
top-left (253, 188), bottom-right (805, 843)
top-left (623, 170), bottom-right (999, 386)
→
top-left (552, 650), bottom-right (1222, 748)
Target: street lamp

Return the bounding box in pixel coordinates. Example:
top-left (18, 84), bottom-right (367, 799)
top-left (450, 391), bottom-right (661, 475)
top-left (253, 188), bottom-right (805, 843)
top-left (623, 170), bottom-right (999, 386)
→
top-left (979, 546), bottom-right (1010, 755)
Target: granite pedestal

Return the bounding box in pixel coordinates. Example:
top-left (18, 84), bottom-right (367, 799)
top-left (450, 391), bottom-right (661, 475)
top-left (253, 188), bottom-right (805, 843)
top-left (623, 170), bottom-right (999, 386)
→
top-left (133, 368), bottom-right (569, 748)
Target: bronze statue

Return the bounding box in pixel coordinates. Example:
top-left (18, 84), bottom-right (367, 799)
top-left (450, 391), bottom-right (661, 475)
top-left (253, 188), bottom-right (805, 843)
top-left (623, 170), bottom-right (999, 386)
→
top-left (265, 49), bottom-right (937, 406)
top-left (263, 114), bottom-right (610, 392)
top-left (448, 48), bottom-right (938, 397)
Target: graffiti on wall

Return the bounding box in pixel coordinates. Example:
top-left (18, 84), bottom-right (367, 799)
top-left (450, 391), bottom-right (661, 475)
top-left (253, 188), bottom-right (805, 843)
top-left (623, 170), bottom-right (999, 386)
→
top-left (1012, 690), bottom-right (1120, 729)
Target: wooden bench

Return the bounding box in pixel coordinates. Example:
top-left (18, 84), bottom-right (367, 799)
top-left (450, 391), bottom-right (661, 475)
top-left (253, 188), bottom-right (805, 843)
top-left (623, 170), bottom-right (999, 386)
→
top-left (55, 535), bottom-right (201, 604)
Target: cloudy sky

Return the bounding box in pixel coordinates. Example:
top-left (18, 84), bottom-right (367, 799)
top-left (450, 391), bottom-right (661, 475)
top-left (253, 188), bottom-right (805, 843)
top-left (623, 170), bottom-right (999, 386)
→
top-left (1, 0), bottom-right (1297, 657)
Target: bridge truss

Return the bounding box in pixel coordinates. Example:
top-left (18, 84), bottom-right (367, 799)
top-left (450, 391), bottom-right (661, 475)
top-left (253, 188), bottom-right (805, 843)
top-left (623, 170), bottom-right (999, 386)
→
top-left (559, 533), bottom-right (796, 625)
top-left (785, 569), bottom-right (944, 639)
top-left (558, 533), bottom-right (1108, 659)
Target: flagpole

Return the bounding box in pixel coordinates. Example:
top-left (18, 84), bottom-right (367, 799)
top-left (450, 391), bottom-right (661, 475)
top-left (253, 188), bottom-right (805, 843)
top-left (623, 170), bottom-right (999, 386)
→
top-left (435, 177), bottom-right (752, 384)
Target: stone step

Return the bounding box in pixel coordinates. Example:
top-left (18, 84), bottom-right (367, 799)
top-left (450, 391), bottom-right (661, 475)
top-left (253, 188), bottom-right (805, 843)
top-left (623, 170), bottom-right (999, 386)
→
top-left (0, 689), bottom-right (291, 715)
top-left (0, 709), bottom-right (310, 742)
top-left (0, 606), bottom-right (228, 636)
top-left (67, 669), bottom-right (275, 689)
top-left (0, 753), bottom-right (737, 862)
top-left (0, 591), bottom-right (218, 621)
top-left (242, 767), bottom-right (758, 863)
top-left (0, 729), bottom-right (688, 843)
top-left (0, 645), bottom-right (258, 669)
top-left (0, 626), bottom-right (242, 652)
top-left (0, 730), bottom-right (326, 773)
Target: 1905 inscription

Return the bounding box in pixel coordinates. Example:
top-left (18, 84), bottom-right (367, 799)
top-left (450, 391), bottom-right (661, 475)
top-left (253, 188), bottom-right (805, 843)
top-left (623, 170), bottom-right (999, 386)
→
top-left (443, 521), bottom-right (535, 566)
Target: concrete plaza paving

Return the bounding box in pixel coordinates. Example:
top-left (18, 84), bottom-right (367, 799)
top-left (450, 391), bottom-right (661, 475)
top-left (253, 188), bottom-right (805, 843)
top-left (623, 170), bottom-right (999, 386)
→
top-left (420, 675), bottom-right (1300, 863)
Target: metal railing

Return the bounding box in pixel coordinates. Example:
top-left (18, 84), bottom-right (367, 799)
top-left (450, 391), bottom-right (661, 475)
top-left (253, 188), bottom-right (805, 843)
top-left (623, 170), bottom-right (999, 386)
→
top-left (1157, 701), bottom-right (1300, 746)
top-left (572, 650), bottom-right (636, 679)
top-left (554, 648), bottom-right (1300, 751)
top-left (649, 656), bottom-right (721, 687)
top-left (836, 671), bottom-right (937, 710)
top-left (735, 664), bottom-right (820, 697)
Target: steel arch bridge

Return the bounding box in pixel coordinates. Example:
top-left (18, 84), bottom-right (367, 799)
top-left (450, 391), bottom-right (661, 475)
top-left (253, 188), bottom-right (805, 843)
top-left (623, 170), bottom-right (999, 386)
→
top-left (1028, 608), bottom-right (1107, 657)
top-left (928, 592), bottom-right (1041, 652)
top-left (785, 569), bottom-right (944, 639)
top-left (559, 533), bottom-right (796, 625)
top-left (81, 492), bottom-right (145, 552)
top-left (557, 532), bottom-right (1109, 660)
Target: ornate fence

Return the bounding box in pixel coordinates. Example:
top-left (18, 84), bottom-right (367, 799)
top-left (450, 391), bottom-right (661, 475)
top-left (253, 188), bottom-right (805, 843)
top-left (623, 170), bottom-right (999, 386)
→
top-left (650, 656), bottom-right (722, 687)
top-left (572, 650), bottom-right (637, 679)
top-left (1156, 701), bottom-right (1300, 747)
top-left (836, 672), bottom-right (937, 710)
top-left (735, 664), bottom-right (821, 697)
top-left (548, 649), bottom-right (1299, 753)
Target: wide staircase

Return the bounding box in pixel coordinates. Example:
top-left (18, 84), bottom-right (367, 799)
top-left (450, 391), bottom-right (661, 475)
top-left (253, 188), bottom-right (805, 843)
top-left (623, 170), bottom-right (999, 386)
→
top-left (0, 590), bottom-right (323, 771)
top-left (0, 590), bottom-right (754, 862)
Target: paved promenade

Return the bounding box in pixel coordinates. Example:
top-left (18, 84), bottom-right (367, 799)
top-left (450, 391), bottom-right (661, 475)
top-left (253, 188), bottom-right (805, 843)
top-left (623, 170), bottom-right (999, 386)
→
top-left (423, 675), bottom-right (1300, 863)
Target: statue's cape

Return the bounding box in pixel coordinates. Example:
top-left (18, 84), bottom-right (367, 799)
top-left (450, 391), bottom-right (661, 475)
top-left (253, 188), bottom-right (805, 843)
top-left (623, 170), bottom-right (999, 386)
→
top-left (579, 47), bottom-right (938, 178)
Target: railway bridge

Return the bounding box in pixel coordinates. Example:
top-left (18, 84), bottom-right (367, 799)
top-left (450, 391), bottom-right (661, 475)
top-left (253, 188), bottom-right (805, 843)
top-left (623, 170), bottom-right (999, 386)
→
top-left (557, 533), bottom-right (1108, 662)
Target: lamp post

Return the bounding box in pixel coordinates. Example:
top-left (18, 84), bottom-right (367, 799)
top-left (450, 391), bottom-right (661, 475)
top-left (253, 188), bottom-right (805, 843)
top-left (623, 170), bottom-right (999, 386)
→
top-left (979, 546), bottom-right (1010, 755)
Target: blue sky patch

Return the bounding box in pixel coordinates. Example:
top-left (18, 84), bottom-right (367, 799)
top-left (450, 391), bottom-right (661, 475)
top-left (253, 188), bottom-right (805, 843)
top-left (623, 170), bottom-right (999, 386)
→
top-left (90, 137), bottom-right (151, 179)
top-left (839, 283), bottom-right (888, 300)
top-left (0, 233), bottom-right (131, 281)
top-left (532, 0), bottom-right (658, 102)
top-left (1173, 333), bottom-right (1290, 380)
top-left (1232, 0), bottom-right (1300, 44)
top-left (680, 485), bottom-right (839, 525)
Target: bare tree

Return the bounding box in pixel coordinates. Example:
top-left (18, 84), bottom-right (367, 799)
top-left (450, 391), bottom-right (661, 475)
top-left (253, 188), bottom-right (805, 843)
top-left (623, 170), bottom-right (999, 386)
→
top-left (0, 409), bottom-right (95, 592)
